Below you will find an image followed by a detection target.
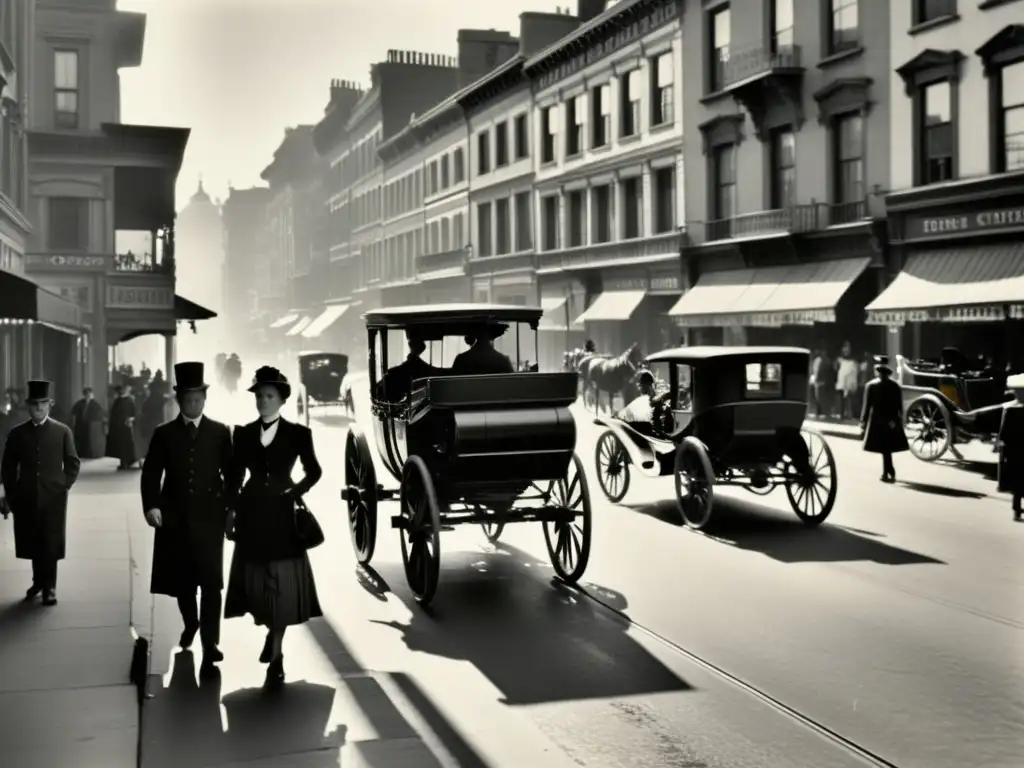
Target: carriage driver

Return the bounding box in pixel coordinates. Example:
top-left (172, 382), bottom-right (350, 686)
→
top-left (452, 325), bottom-right (515, 375)
top-left (618, 370), bottom-right (658, 423)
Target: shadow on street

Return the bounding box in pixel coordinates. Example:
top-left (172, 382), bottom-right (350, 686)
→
top-left (897, 480), bottom-right (985, 499)
top-left (371, 546), bottom-right (692, 706)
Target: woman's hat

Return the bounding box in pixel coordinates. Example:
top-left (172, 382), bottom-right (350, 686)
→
top-left (874, 355), bottom-right (893, 375)
top-left (248, 366), bottom-right (291, 399)
top-left (25, 380), bottom-right (53, 403)
top-left (173, 362), bottom-right (208, 392)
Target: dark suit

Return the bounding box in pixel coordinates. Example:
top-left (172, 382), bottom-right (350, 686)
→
top-left (381, 355), bottom-right (439, 402)
top-left (451, 343), bottom-right (515, 375)
top-left (141, 415), bottom-right (234, 649)
top-left (1, 418), bottom-right (81, 590)
top-left (861, 376), bottom-right (909, 477)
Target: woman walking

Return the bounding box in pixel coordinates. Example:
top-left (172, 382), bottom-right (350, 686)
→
top-left (225, 366), bottom-right (323, 686)
top-left (860, 357), bottom-right (909, 483)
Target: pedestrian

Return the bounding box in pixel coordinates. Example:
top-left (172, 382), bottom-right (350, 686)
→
top-left (106, 382), bottom-right (138, 469)
top-left (0, 380), bottom-right (81, 605)
top-left (808, 349), bottom-right (821, 416)
top-left (224, 365), bottom-right (323, 687)
top-left (860, 356), bottom-right (909, 483)
top-left (138, 380), bottom-right (167, 458)
top-left (836, 342), bottom-right (858, 419)
top-left (70, 387), bottom-right (105, 459)
top-left (816, 349), bottom-right (836, 419)
top-left (141, 362), bottom-right (235, 674)
top-left (997, 373), bottom-right (1024, 521)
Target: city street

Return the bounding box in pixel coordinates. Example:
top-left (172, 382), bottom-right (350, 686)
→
top-left (132, 380), bottom-right (1024, 767)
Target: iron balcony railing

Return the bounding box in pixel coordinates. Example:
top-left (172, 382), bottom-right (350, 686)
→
top-left (719, 42), bottom-right (803, 90)
top-left (699, 201), bottom-right (870, 242)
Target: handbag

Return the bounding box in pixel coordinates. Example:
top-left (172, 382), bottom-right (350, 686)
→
top-left (293, 497), bottom-right (325, 550)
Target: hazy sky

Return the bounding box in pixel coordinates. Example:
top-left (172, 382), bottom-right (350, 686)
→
top-left (117, 0), bottom-right (571, 208)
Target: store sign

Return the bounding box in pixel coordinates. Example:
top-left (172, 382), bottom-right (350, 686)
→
top-left (106, 285), bottom-right (174, 310)
top-left (41, 283), bottom-right (93, 312)
top-left (903, 206), bottom-right (1024, 240)
top-left (535, 0), bottom-right (679, 90)
top-left (26, 254), bottom-right (108, 270)
top-left (650, 274), bottom-right (681, 293)
top-left (605, 277), bottom-right (647, 291)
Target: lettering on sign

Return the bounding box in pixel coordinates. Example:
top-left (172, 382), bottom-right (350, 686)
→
top-left (904, 206), bottom-right (1024, 239)
top-left (535, 1), bottom-right (678, 91)
top-left (106, 285), bottom-right (174, 310)
top-left (42, 284), bottom-right (92, 312)
top-left (605, 278), bottom-right (647, 292)
top-left (650, 275), bottom-right (681, 292)
top-left (27, 254), bottom-right (107, 269)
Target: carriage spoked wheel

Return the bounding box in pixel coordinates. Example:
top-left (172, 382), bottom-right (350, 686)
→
top-left (783, 428), bottom-right (837, 526)
top-left (595, 430), bottom-right (631, 503)
top-left (673, 437), bottom-right (715, 530)
top-left (344, 429), bottom-right (378, 564)
top-left (904, 397), bottom-right (952, 462)
top-left (542, 454), bottom-right (592, 584)
top-left (399, 456), bottom-right (442, 606)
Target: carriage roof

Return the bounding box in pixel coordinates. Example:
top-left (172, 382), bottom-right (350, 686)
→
top-left (362, 303), bottom-right (543, 331)
top-left (646, 346), bottom-right (810, 364)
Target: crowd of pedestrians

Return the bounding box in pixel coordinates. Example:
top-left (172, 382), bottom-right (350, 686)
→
top-left (809, 343), bottom-right (876, 421)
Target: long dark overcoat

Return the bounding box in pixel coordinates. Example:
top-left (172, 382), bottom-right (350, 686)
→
top-left (1, 419), bottom-right (81, 560)
top-left (106, 395), bottom-right (138, 463)
top-left (861, 377), bottom-right (910, 454)
top-left (141, 416), bottom-right (234, 597)
top-left (71, 398), bottom-right (105, 459)
top-left (998, 403), bottom-right (1024, 495)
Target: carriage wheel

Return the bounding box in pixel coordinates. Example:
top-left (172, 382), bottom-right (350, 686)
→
top-left (673, 437), bottom-right (715, 530)
top-left (595, 430), bottom-right (631, 503)
top-left (399, 456), bottom-right (442, 606)
top-left (784, 428), bottom-right (837, 526)
top-left (344, 429), bottom-right (378, 565)
top-left (542, 454), bottom-right (592, 583)
top-left (904, 397), bottom-right (951, 462)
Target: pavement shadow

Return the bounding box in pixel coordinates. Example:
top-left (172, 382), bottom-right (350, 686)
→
top-left (940, 458), bottom-right (998, 481)
top-left (0, 599), bottom-right (41, 644)
top-left (624, 499), bottom-right (685, 527)
top-left (372, 546), bottom-right (692, 705)
top-left (898, 480), bottom-right (985, 499)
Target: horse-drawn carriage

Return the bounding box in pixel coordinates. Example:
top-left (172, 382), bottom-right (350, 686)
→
top-left (593, 346), bottom-right (837, 530)
top-left (342, 303), bottom-right (592, 606)
top-left (895, 352), bottom-right (1013, 462)
top-left (295, 351), bottom-right (352, 426)
top-left (565, 346), bottom-right (644, 412)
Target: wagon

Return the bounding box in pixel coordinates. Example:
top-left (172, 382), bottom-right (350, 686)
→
top-left (341, 303), bottom-right (592, 606)
top-left (593, 346), bottom-right (837, 530)
top-left (295, 351), bottom-right (352, 425)
top-left (894, 353), bottom-right (1013, 462)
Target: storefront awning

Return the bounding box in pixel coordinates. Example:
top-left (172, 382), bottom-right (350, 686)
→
top-left (865, 245), bottom-right (1024, 325)
top-left (539, 295), bottom-right (582, 332)
top-left (575, 290), bottom-right (646, 323)
top-left (285, 316), bottom-right (313, 336)
top-left (670, 257), bottom-right (870, 327)
top-left (0, 270), bottom-right (82, 334)
top-left (270, 312), bottom-right (299, 329)
top-left (301, 304), bottom-right (348, 338)
top-left (175, 294), bottom-right (217, 320)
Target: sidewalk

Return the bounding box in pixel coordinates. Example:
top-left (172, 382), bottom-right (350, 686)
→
top-left (0, 459), bottom-right (140, 768)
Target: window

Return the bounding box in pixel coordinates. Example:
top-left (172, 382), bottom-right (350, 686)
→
top-left (709, 7), bottom-right (731, 92)
top-left (621, 177), bottom-right (641, 238)
top-left (441, 155), bottom-right (450, 188)
top-left (477, 132), bottom-right (490, 175)
top-left (592, 185), bottom-right (612, 243)
top-left (567, 190), bottom-right (585, 246)
top-left (827, 0), bottom-right (858, 55)
top-left (566, 96), bottom-right (584, 156)
top-left (769, 128), bottom-right (796, 208)
top-left (771, 0), bottom-right (794, 53)
top-left (745, 363), bottom-right (783, 399)
top-left (541, 106), bottom-right (556, 163)
top-left (653, 167), bottom-right (676, 233)
top-left (514, 191), bottom-right (532, 251)
top-left (453, 212), bottom-right (464, 247)
top-left (441, 218), bottom-right (451, 251)
top-left (495, 198), bottom-right (511, 255)
top-left (712, 145), bottom-right (737, 221)
top-left (54, 50), bottom-right (79, 129)
top-left (514, 113), bottom-right (529, 159)
top-left (591, 84), bottom-right (611, 148)
top-left (541, 195), bottom-right (559, 250)
top-left (651, 53), bottom-right (674, 126)
top-left (913, 0), bottom-right (956, 26)
top-left (495, 121), bottom-right (509, 167)
top-left (49, 197), bottom-right (88, 249)
top-left (621, 71), bottom-right (640, 137)
top-left (453, 148), bottom-right (465, 183)
top-left (477, 202), bottom-right (492, 257)
top-left (429, 161), bottom-right (439, 195)
top-left (1000, 60), bottom-right (1024, 172)
top-left (834, 113), bottom-right (864, 204)
top-left (921, 81), bottom-right (954, 184)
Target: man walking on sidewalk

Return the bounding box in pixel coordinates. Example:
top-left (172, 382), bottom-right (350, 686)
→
top-left (0, 380), bottom-right (81, 606)
top-left (141, 362), bottom-right (235, 673)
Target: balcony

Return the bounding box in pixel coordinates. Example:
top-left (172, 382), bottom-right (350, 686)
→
top-left (695, 201), bottom-right (873, 244)
top-left (717, 42), bottom-right (805, 138)
top-left (113, 229), bottom-right (175, 274)
top-left (537, 231), bottom-right (680, 272)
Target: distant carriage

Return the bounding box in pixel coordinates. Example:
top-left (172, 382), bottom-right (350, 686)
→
top-left (295, 352), bottom-right (352, 424)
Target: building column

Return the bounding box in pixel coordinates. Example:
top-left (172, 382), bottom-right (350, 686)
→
top-left (641, 161), bottom-right (653, 238)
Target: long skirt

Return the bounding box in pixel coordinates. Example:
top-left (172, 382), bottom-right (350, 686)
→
top-left (227, 553), bottom-right (323, 628)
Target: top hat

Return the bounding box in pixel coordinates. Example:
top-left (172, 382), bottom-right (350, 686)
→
top-left (173, 362), bottom-right (209, 392)
top-left (874, 355), bottom-right (893, 375)
top-left (25, 380), bottom-right (53, 403)
top-left (248, 366), bottom-right (291, 399)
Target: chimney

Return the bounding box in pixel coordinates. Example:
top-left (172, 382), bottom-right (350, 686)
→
top-left (577, 0), bottom-right (607, 23)
top-left (518, 12), bottom-right (583, 58)
top-left (456, 28), bottom-right (520, 88)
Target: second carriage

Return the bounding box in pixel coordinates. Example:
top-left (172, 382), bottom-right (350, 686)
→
top-left (295, 351), bottom-right (352, 425)
top-left (341, 303), bottom-right (592, 606)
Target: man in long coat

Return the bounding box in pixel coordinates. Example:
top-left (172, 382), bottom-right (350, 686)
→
top-left (70, 387), bottom-right (105, 459)
top-left (1, 380), bottom-right (81, 605)
top-left (106, 383), bottom-right (138, 469)
top-left (860, 357), bottom-right (909, 483)
top-left (141, 362), bottom-right (234, 671)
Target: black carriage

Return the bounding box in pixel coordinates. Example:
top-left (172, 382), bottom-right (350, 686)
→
top-left (342, 303), bottom-right (592, 606)
top-left (894, 353), bottom-right (1013, 462)
top-left (295, 351), bottom-right (351, 425)
top-left (592, 346), bottom-right (837, 530)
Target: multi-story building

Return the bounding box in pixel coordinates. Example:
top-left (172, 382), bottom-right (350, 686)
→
top-left (672, 0), bottom-right (891, 356)
top-left (866, 0), bottom-right (1024, 364)
top-left (526, 0), bottom-right (685, 359)
top-left (23, 0), bottom-right (200, 402)
top-left (222, 185), bottom-right (271, 354)
top-left (175, 179), bottom-right (224, 361)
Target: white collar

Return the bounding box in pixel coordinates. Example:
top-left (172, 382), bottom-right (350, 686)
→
top-left (182, 414), bottom-right (203, 427)
top-left (260, 413), bottom-right (281, 425)
top-left (32, 417), bottom-right (49, 427)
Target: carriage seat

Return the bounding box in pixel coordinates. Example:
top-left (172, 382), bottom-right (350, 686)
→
top-left (419, 372), bottom-right (577, 409)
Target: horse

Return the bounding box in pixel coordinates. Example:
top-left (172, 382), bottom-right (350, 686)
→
top-left (584, 343), bottom-right (644, 414)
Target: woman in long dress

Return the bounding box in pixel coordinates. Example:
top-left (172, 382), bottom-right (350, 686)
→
top-left (224, 365), bottom-right (323, 685)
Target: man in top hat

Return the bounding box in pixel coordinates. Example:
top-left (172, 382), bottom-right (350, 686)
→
top-left (106, 381), bottom-right (139, 470)
top-left (860, 356), bottom-right (909, 483)
top-left (1, 380), bottom-right (81, 605)
top-left (141, 362), bottom-right (235, 671)
top-left (998, 373), bottom-right (1024, 520)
